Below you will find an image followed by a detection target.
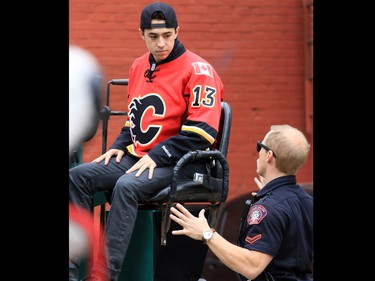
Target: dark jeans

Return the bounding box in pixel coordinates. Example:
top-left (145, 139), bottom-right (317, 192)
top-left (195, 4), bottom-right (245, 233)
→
top-left (69, 153), bottom-right (207, 281)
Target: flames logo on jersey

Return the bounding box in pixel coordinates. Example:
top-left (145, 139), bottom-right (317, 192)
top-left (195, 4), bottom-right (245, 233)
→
top-left (128, 94), bottom-right (165, 146)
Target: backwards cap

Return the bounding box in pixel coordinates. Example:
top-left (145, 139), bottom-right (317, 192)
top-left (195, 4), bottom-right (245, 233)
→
top-left (140, 2), bottom-right (178, 30)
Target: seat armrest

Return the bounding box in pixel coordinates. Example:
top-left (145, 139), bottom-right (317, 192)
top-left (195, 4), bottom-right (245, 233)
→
top-left (170, 149), bottom-right (229, 201)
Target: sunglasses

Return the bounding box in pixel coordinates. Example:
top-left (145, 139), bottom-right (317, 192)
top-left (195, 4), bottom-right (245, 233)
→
top-left (257, 141), bottom-right (277, 158)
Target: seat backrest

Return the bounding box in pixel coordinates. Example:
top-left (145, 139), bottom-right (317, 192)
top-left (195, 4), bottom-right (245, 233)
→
top-left (212, 101), bottom-right (232, 179)
top-left (216, 101), bottom-right (232, 158)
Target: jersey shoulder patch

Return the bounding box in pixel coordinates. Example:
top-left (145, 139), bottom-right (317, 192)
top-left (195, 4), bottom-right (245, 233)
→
top-left (247, 204), bottom-right (268, 225)
top-left (191, 62), bottom-right (213, 78)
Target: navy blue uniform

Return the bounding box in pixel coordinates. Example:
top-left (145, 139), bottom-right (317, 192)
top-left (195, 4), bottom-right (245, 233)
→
top-left (239, 175), bottom-right (313, 281)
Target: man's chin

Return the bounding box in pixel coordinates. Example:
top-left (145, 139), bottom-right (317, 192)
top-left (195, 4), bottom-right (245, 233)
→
top-left (154, 53), bottom-right (169, 61)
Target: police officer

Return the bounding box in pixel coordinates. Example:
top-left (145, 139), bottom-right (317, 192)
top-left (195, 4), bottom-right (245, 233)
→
top-left (170, 124), bottom-right (313, 281)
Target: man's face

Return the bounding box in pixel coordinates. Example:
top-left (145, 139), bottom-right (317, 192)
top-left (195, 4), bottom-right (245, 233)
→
top-left (140, 19), bottom-right (179, 63)
top-left (256, 133), bottom-right (272, 178)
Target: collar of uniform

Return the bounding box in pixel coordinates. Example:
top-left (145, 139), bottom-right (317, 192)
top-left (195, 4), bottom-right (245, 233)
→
top-left (254, 175), bottom-right (297, 199)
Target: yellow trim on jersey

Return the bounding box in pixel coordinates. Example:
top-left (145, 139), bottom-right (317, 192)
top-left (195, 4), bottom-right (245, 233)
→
top-left (181, 125), bottom-right (215, 144)
top-left (126, 144), bottom-right (142, 157)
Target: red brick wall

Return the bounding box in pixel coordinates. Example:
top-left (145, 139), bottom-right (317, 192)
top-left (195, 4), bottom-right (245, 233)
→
top-left (70, 0), bottom-right (313, 201)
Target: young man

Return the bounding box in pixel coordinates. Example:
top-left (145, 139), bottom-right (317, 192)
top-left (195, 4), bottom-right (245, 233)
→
top-left (69, 2), bottom-right (224, 281)
top-left (170, 124), bottom-right (313, 281)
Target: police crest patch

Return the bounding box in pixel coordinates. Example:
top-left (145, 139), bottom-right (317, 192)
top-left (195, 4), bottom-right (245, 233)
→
top-left (247, 205), bottom-right (267, 225)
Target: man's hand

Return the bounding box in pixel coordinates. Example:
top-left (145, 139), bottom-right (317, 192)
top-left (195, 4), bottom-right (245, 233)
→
top-left (170, 203), bottom-right (210, 241)
top-left (126, 154), bottom-right (157, 179)
top-left (252, 176), bottom-right (265, 196)
top-left (92, 149), bottom-right (125, 165)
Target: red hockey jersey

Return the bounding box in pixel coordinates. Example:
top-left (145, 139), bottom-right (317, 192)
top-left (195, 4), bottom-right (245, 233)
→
top-left (111, 47), bottom-right (224, 167)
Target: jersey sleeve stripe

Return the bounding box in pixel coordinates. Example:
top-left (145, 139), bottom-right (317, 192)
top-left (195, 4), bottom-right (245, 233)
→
top-left (181, 125), bottom-right (215, 144)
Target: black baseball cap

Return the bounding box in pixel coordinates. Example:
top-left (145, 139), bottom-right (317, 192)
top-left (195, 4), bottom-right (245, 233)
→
top-left (140, 2), bottom-right (178, 30)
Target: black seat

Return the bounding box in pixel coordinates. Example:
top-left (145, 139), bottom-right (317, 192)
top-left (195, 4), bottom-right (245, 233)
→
top-left (97, 79), bottom-right (232, 245)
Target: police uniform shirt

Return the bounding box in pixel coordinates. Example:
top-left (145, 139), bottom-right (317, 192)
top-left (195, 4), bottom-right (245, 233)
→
top-left (243, 175), bottom-right (313, 280)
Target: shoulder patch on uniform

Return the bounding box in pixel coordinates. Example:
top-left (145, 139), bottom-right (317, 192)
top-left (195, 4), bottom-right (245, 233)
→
top-left (245, 234), bottom-right (262, 244)
top-left (191, 62), bottom-right (213, 78)
top-left (247, 204), bottom-right (268, 225)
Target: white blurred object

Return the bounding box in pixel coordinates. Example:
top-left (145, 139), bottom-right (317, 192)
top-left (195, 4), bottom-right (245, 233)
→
top-left (69, 219), bottom-right (89, 262)
top-left (69, 45), bottom-right (102, 155)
